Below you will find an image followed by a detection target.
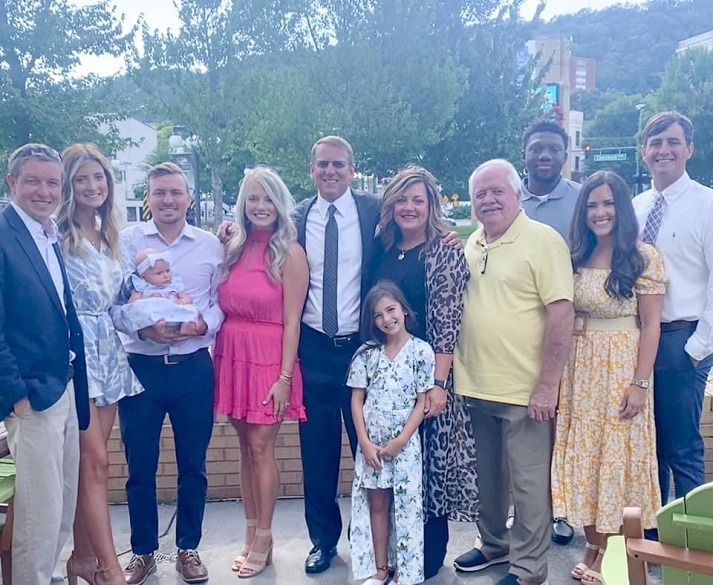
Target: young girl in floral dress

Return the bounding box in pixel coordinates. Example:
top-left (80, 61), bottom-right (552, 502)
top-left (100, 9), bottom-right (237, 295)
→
top-left (348, 281), bottom-right (435, 585)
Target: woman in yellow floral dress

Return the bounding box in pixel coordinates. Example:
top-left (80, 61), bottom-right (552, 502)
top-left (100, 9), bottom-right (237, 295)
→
top-left (551, 170), bottom-right (666, 584)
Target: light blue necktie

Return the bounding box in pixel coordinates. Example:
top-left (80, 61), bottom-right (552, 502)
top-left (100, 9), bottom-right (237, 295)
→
top-left (642, 193), bottom-right (664, 245)
top-left (322, 205), bottom-right (339, 337)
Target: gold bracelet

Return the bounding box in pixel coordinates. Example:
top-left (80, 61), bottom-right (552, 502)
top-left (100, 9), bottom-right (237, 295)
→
top-left (279, 370), bottom-right (293, 379)
top-left (279, 374), bottom-right (292, 385)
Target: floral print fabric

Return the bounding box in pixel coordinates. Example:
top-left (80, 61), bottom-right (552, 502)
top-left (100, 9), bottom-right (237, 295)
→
top-left (347, 337), bottom-right (434, 585)
top-left (551, 244), bottom-right (666, 532)
top-left (65, 240), bottom-right (143, 407)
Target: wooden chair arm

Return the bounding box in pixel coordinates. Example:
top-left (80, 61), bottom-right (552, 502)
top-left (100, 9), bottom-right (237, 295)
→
top-left (627, 538), bottom-right (713, 576)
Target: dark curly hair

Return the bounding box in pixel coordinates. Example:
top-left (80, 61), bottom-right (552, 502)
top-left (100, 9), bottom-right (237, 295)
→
top-left (570, 171), bottom-right (646, 300)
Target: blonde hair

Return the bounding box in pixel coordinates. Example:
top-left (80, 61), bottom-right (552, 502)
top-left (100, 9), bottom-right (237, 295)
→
top-left (311, 135), bottom-right (354, 163)
top-left (57, 143), bottom-right (120, 260)
top-left (221, 166), bottom-right (297, 281)
top-left (378, 165), bottom-right (448, 251)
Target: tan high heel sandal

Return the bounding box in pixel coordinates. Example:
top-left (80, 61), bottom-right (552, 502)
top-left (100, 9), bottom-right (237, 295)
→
top-left (232, 519), bottom-right (258, 572)
top-left (571, 542), bottom-right (601, 580)
top-left (66, 553), bottom-right (97, 585)
top-left (238, 528), bottom-right (273, 578)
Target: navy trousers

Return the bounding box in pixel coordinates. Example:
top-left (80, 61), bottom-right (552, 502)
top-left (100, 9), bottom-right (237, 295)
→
top-left (654, 324), bottom-right (711, 504)
top-left (120, 349), bottom-right (215, 554)
top-left (298, 325), bottom-right (359, 551)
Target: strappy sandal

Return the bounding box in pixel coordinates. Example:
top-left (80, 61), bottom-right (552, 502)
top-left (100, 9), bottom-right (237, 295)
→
top-left (571, 542), bottom-right (600, 580)
top-left (231, 519), bottom-right (257, 572)
top-left (238, 528), bottom-right (273, 578)
top-left (581, 548), bottom-right (605, 584)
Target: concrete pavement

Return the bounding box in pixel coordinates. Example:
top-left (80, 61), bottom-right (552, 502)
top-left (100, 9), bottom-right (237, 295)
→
top-left (58, 498), bottom-right (661, 584)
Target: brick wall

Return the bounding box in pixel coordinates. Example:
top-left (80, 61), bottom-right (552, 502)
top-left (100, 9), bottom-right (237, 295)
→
top-left (108, 392), bottom-right (713, 504)
top-left (107, 416), bottom-right (354, 504)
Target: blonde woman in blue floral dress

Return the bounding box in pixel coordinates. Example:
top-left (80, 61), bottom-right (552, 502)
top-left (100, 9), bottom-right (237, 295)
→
top-left (551, 171), bottom-right (666, 584)
top-left (348, 281), bottom-right (434, 585)
top-left (57, 144), bottom-right (143, 585)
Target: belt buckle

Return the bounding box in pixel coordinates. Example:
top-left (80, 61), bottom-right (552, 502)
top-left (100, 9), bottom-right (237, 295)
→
top-left (333, 335), bottom-right (351, 349)
top-left (163, 354), bottom-right (179, 365)
top-left (573, 312), bottom-right (588, 337)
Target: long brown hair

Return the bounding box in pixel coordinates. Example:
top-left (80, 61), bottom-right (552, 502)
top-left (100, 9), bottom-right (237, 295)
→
top-left (57, 143), bottom-right (120, 260)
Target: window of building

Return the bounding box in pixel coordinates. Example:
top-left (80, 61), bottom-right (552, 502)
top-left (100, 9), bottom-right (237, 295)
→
top-left (127, 207), bottom-right (138, 223)
top-left (575, 131), bottom-right (581, 146)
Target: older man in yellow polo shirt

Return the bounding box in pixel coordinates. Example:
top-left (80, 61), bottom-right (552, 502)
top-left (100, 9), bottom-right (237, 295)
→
top-left (453, 159), bottom-right (574, 585)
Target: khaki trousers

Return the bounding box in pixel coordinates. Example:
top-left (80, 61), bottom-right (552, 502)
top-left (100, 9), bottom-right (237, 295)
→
top-left (5, 382), bottom-right (79, 585)
top-left (466, 397), bottom-right (553, 584)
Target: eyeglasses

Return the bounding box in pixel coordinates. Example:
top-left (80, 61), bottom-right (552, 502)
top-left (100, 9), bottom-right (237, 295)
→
top-left (14, 144), bottom-right (62, 162)
top-left (479, 244), bottom-right (489, 275)
top-left (313, 160), bottom-right (350, 169)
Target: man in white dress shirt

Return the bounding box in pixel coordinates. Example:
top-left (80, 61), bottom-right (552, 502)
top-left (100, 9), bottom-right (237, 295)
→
top-left (293, 136), bottom-right (382, 574)
top-left (633, 111), bottom-right (713, 507)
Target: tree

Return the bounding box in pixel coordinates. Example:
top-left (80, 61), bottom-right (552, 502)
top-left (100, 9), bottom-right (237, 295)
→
top-left (653, 48), bottom-right (713, 186)
top-left (582, 93), bottom-right (648, 187)
top-left (130, 0), bottom-right (288, 225)
top-left (0, 0), bottom-right (132, 152)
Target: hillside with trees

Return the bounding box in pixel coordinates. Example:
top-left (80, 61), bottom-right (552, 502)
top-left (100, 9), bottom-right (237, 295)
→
top-left (534, 0), bottom-right (713, 93)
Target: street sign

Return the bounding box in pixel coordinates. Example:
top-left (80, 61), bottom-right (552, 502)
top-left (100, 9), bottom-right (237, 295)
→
top-left (593, 153), bottom-right (628, 162)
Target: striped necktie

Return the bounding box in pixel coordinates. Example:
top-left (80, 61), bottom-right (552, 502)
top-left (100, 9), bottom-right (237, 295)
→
top-left (641, 193), bottom-right (664, 245)
top-left (322, 204), bottom-right (339, 337)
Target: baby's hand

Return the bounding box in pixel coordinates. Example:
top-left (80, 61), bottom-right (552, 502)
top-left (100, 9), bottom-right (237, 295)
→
top-left (176, 292), bottom-right (193, 305)
top-left (378, 439), bottom-right (404, 461)
top-left (361, 441), bottom-right (382, 471)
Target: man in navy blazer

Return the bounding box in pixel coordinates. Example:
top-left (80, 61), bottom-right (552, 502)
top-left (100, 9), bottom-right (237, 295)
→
top-left (293, 136), bottom-right (381, 574)
top-left (0, 144), bottom-right (89, 585)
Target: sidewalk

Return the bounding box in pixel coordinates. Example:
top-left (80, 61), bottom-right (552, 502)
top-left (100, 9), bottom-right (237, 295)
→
top-left (59, 498), bottom-right (662, 585)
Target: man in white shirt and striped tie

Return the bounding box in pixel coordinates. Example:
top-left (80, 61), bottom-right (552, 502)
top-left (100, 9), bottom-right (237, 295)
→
top-left (633, 110), bottom-right (713, 511)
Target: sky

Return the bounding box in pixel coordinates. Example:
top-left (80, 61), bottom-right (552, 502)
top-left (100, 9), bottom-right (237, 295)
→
top-left (77, 0), bottom-right (650, 76)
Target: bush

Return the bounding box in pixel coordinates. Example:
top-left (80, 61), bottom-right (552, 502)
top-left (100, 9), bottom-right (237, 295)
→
top-left (452, 205), bottom-right (471, 220)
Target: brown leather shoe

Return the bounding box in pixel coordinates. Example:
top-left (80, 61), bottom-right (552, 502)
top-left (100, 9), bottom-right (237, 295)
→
top-left (176, 549), bottom-right (209, 583)
top-left (123, 553), bottom-right (157, 585)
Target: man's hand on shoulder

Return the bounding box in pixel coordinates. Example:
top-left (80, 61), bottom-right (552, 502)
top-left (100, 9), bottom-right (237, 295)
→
top-left (216, 221), bottom-right (234, 244)
top-left (442, 230), bottom-right (463, 250)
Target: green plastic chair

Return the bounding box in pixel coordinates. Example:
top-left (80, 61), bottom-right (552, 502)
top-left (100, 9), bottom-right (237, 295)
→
top-left (601, 482), bottom-right (713, 585)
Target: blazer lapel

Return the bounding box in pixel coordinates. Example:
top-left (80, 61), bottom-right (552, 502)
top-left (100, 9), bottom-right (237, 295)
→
top-left (6, 206), bottom-right (65, 318)
top-left (296, 196), bottom-right (317, 248)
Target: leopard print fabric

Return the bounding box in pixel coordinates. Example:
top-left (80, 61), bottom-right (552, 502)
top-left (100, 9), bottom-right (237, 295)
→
top-left (422, 238), bottom-right (479, 521)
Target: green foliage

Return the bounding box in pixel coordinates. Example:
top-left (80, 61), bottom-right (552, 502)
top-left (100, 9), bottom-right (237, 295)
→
top-left (534, 0), bottom-right (713, 94)
top-left (452, 205), bottom-right (472, 220)
top-left (653, 48), bottom-right (713, 186)
top-left (0, 0), bottom-right (133, 151)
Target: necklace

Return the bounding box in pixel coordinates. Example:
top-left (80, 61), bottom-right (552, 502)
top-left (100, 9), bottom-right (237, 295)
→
top-left (397, 249), bottom-right (406, 261)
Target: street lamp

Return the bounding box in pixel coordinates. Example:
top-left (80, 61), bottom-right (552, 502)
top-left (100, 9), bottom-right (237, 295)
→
top-left (168, 126), bottom-right (201, 227)
top-left (634, 104), bottom-right (649, 195)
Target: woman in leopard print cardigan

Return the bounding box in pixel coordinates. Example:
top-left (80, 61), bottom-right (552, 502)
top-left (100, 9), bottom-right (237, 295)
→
top-left (371, 165), bottom-right (478, 580)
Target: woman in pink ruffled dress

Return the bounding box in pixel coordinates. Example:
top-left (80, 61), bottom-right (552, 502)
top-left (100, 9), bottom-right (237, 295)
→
top-left (214, 165), bottom-right (309, 578)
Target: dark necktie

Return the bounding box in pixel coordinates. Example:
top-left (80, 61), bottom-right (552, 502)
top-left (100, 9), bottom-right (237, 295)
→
top-left (642, 193), bottom-right (664, 245)
top-left (322, 205), bottom-right (339, 337)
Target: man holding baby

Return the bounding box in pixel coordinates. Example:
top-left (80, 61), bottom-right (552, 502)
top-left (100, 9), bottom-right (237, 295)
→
top-left (113, 162), bottom-right (224, 584)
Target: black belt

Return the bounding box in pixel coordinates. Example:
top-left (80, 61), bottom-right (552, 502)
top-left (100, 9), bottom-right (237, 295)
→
top-left (302, 325), bottom-right (360, 349)
top-left (661, 320), bottom-right (698, 332)
top-left (130, 348), bottom-right (208, 366)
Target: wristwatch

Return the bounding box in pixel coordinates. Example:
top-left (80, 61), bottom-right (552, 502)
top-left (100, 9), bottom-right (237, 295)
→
top-left (631, 378), bottom-right (651, 389)
top-left (434, 378), bottom-right (448, 388)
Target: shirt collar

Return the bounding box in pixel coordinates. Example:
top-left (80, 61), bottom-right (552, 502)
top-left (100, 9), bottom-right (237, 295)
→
top-left (476, 209), bottom-right (528, 246)
top-left (656, 172), bottom-right (692, 204)
top-left (11, 202), bottom-right (59, 242)
top-left (315, 188), bottom-right (354, 218)
top-left (521, 176), bottom-right (565, 201)
top-left (139, 219), bottom-right (197, 242)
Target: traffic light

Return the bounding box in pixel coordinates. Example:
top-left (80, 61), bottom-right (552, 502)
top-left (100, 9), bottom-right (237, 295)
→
top-left (584, 144), bottom-right (592, 158)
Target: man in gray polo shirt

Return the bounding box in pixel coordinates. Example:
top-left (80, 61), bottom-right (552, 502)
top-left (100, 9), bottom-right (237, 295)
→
top-left (521, 119), bottom-right (580, 244)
